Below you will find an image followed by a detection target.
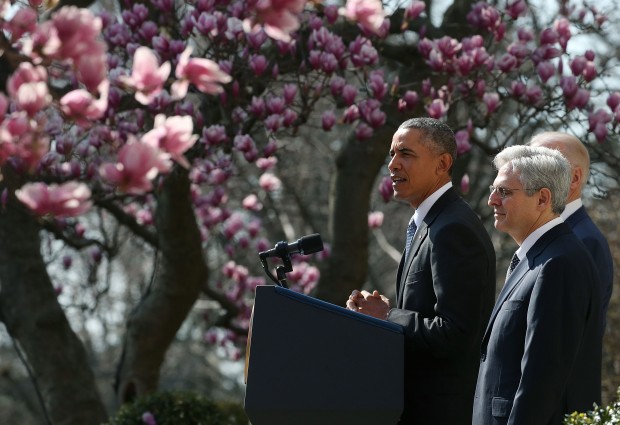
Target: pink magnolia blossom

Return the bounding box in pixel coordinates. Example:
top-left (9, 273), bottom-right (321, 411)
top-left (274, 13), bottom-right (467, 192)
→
top-left (536, 61), bottom-right (555, 83)
top-left (606, 92), bottom-right (620, 111)
top-left (460, 174), bottom-right (470, 194)
top-left (426, 98), bottom-right (448, 119)
top-left (322, 110), bottom-right (337, 131)
top-left (506, 0), bottom-right (527, 19)
top-left (455, 129), bottom-right (472, 155)
top-left (249, 54), bottom-right (269, 76)
top-left (15, 81), bottom-right (51, 116)
top-left (60, 82), bottom-right (109, 128)
top-left (7, 63), bottom-right (47, 99)
top-left (223, 213), bottom-right (245, 239)
top-left (258, 172), bottom-right (282, 192)
top-left (398, 90), bottom-right (419, 112)
top-left (483, 92), bottom-right (501, 114)
top-left (76, 53), bottom-right (108, 94)
top-left (243, 0), bottom-right (305, 42)
top-left (141, 114), bottom-right (198, 168)
top-left (256, 157), bottom-right (278, 170)
top-left (120, 47), bottom-right (171, 105)
top-left (99, 137), bottom-right (171, 194)
top-left (171, 47), bottom-right (232, 98)
top-left (553, 17), bottom-right (571, 50)
top-left (341, 84), bottom-right (357, 105)
top-left (368, 211), bottom-right (384, 228)
top-left (340, 0), bottom-right (386, 35)
top-left (342, 105), bottom-right (360, 123)
top-left (50, 6), bottom-right (106, 62)
top-left (567, 88), bottom-right (590, 110)
top-left (242, 194), bottom-right (263, 211)
top-left (404, 1), bottom-right (426, 20)
top-left (497, 53), bottom-right (518, 72)
top-left (15, 182), bottom-right (92, 218)
top-left (7, 7), bottom-right (37, 42)
top-left (588, 108), bottom-right (611, 142)
top-left (0, 94), bottom-right (8, 122)
top-left (141, 412), bottom-right (157, 425)
top-left (354, 122), bottom-right (373, 140)
top-left (378, 176), bottom-right (393, 202)
top-left (525, 84), bottom-right (543, 105)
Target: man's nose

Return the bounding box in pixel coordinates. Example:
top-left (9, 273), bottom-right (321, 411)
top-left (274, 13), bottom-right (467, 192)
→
top-left (488, 191), bottom-right (501, 207)
top-left (388, 156), bottom-right (398, 171)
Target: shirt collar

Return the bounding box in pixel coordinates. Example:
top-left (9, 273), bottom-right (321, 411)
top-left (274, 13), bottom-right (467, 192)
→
top-left (560, 198), bottom-right (583, 221)
top-left (412, 182), bottom-right (452, 227)
top-left (516, 216), bottom-right (564, 260)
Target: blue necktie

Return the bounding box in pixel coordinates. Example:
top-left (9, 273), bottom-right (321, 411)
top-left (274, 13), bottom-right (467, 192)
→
top-left (405, 217), bottom-right (417, 258)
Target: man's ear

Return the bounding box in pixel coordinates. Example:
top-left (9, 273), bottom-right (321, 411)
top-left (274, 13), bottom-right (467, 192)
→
top-left (437, 153), bottom-right (453, 175)
top-left (571, 166), bottom-right (584, 190)
top-left (537, 188), bottom-right (552, 209)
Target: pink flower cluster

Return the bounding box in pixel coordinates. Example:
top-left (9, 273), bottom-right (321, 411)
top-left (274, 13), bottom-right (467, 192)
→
top-left (171, 46), bottom-right (232, 99)
top-left (368, 211), bottom-right (384, 228)
top-left (340, 0), bottom-right (386, 36)
top-left (15, 182), bottom-right (92, 218)
top-left (98, 113), bottom-right (198, 194)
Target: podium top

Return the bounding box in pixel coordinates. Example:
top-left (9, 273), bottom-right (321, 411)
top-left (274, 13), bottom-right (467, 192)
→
top-left (266, 285), bottom-right (404, 334)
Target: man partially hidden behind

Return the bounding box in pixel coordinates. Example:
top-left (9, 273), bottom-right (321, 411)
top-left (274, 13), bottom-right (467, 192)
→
top-left (529, 131), bottom-right (613, 335)
top-left (346, 118), bottom-right (496, 425)
top-left (473, 145), bottom-right (601, 425)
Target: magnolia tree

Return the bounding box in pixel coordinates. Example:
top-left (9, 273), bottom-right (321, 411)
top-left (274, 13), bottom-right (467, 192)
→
top-left (1, 0), bottom-right (619, 423)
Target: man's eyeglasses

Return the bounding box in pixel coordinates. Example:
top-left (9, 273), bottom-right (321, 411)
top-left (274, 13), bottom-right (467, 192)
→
top-left (488, 185), bottom-right (521, 199)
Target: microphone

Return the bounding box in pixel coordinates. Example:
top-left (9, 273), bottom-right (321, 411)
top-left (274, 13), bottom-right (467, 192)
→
top-left (259, 233), bottom-right (323, 259)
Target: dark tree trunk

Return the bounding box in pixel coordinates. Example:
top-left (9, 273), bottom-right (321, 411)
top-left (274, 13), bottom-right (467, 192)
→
top-left (0, 169), bottom-right (108, 425)
top-left (114, 167), bottom-right (208, 404)
top-left (314, 123), bottom-right (398, 304)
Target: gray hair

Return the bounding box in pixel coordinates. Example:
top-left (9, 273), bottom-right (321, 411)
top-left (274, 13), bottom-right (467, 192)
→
top-left (398, 118), bottom-right (457, 168)
top-left (493, 145), bottom-right (571, 215)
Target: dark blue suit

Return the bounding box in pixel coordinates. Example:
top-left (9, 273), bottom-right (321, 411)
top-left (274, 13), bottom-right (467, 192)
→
top-left (565, 205), bottom-right (613, 333)
top-left (473, 223), bottom-right (602, 425)
top-left (387, 188), bottom-right (496, 425)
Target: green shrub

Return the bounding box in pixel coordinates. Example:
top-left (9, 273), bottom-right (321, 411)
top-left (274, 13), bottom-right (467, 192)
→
top-left (103, 391), bottom-right (248, 425)
top-left (565, 389), bottom-right (620, 425)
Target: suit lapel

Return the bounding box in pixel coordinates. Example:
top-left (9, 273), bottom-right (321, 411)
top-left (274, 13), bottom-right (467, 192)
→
top-left (481, 223), bottom-right (572, 346)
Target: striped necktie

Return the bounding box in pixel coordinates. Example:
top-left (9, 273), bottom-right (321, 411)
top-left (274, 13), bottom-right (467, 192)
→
top-left (405, 217), bottom-right (417, 258)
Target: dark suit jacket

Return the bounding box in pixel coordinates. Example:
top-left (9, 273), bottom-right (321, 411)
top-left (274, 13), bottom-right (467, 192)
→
top-left (472, 223), bottom-right (602, 425)
top-left (387, 187), bottom-right (496, 425)
top-left (566, 205), bottom-right (614, 333)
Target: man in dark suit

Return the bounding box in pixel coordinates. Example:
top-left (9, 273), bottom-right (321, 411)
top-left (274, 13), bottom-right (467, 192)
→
top-left (473, 145), bottom-right (602, 425)
top-left (346, 118), bottom-right (496, 425)
top-left (529, 132), bottom-right (613, 334)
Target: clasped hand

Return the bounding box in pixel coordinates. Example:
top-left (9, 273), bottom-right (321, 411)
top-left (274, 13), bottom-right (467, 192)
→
top-left (346, 289), bottom-right (391, 320)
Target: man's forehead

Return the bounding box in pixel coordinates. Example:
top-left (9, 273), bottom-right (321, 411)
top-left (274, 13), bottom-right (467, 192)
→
top-left (495, 164), bottom-right (520, 183)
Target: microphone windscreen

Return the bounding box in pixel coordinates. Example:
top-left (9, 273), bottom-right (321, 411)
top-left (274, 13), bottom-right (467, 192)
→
top-left (298, 233), bottom-right (323, 255)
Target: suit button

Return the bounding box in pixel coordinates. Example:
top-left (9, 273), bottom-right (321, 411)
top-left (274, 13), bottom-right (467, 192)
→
top-left (481, 353), bottom-right (486, 361)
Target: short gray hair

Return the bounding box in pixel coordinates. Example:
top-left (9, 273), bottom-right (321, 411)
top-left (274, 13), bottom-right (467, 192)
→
top-left (493, 145), bottom-right (571, 215)
top-left (398, 118), bottom-right (457, 168)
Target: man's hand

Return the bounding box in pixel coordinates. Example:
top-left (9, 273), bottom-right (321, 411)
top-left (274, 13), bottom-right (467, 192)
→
top-left (346, 289), bottom-right (391, 320)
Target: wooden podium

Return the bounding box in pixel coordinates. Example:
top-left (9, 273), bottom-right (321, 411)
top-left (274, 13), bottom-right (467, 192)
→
top-left (244, 285), bottom-right (404, 425)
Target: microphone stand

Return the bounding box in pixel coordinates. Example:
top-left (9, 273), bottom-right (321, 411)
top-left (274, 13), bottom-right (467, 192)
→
top-left (259, 241), bottom-right (293, 288)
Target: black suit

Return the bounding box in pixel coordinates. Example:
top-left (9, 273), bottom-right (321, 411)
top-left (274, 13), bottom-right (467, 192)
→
top-left (565, 205), bottom-right (614, 333)
top-left (473, 223), bottom-right (602, 425)
top-left (387, 187), bottom-right (496, 425)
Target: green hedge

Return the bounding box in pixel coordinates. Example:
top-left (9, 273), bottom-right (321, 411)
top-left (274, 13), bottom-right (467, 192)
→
top-left (103, 391), bottom-right (248, 425)
top-left (565, 389), bottom-right (620, 425)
